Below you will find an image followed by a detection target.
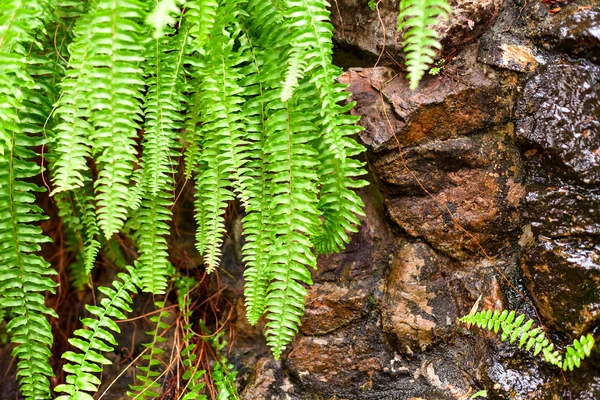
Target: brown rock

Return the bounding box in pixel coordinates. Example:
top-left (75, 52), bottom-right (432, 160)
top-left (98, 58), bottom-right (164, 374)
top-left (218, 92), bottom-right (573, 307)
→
top-left (286, 322), bottom-right (387, 391)
top-left (300, 282), bottom-right (369, 336)
top-left (380, 242), bottom-right (457, 351)
top-left (330, 0), bottom-right (503, 62)
top-left (342, 49), bottom-right (515, 152)
top-left (378, 127), bottom-right (522, 259)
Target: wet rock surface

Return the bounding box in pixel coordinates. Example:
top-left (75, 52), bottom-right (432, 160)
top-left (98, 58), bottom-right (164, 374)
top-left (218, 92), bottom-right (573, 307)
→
top-left (226, 0), bottom-right (600, 399)
top-left (533, 5), bottom-right (600, 65)
top-left (522, 237), bottom-right (600, 335)
top-left (517, 61), bottom-right (600, 185)
top-left (330, 0), bottom-right (503, 63)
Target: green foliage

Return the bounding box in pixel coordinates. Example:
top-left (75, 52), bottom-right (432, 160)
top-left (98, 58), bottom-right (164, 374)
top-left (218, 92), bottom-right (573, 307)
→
top-left (397, 0), bottom-right (451, 89)
top-left (461, 310), bottom-right (595, 371)
top-left (55, 267), bottom-right (140, 400)
top-left (0, 0), bottom-right (369, 397)
top-left (471, 390), bottom-right (488, 399)
top-left (128, 301), bottom-right (173, 399)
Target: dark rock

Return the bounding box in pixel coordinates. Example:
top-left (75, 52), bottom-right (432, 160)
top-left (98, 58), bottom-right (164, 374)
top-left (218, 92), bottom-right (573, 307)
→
top-left (534, 5), bottom-right (600, 65)
top-left (524, 180), bottom-right (600, 237)
top-left (521, 236), bottom-right (600, 335)
top-left (516, 61), bottom-right (600, 185)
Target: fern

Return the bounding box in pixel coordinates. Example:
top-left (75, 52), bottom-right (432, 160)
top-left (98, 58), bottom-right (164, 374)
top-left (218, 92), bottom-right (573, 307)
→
top-left (128, 301), bottom-right (172, 399)
top-left (55, 186), bottom-right (101, 290)
top-left (282, 0), bottom-right (367, 255)
top-left (263, 97), bottom-right (321, 359)
top-left (237, 2), bottom-right (283, 325)
top-left (397, 0), bottom-right (451, 90)
top-left (0, 2), bottom-right (372, 395)
top-left (134, 16), bottom-right (189, 295)
top-left (461, 310), bottom-right (595, 371)
top-left (85, 0), bottom-right (147, 239)
top-left (177, 278), bottom-right (208, 400)
top-left (50, 1), bottom-right (99, 194)
top-left (0, 81), bottom-right (59, 400)
top-left (55, 267), bottom-right (140, 399)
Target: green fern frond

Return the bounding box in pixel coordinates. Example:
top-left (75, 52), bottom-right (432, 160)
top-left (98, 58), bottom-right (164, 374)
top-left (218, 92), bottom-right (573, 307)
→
top-left (84, 0), bottom-right (147, 239)
top-left (183, 75), bottom-right (205, 179)
top-left (50, 1), bottom-right (99, 194)
top-left (397, 0), bottom-right (451, 90)
top-left (0, 0), bottom-right (54, 154)
top-left (0, 90), bottom-right (59, 400)
top-left (134, 191), bottom-right (175, 295)
top-left (282, 0), bottom-right (367, 254)
top-left (55, 186), bottom-right (100, 290)
top-left (55, 266), bottom-right (140, 400)
top-left (140, 18), bottom-right (188, 197)
top-left (461, 310), bottom-right (595, 371)
top-left (281, 47), bottom-right (308, 102)
top-left (195, 149), bottom-right (235, 272)
top-left (198, 6), bottom-right (252, 207)
top-left (134, 19), bottom-right (189, 295)
top-left (236, 9), bottom-right (285, 326)
top-left (263, 99), bottom-right (321, 359)
top-left (128, 301), bottom-right (173, 399)
top-left (186, 0), bottom-right (218, 47)
top-left (309, 83), bottom-right (367, 255)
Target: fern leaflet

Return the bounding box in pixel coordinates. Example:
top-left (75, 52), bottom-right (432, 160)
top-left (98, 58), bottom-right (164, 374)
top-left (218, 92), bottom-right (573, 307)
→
top-left (397, 0), bottom-right (451, 90)
top-left (461, 310), bottom-right (595, 371)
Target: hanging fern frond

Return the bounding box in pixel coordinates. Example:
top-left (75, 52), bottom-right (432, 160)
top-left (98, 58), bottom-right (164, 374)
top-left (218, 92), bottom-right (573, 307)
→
top-left (186, 0), bottom-right (218, 47)
top-left (134, 18), bottom-right (188, 295)
top-left (197, 3), bottom-right (252, 207)
top-left (50, 1), bottom-right (99, 194)
top-left (236, 6), bottom-right (285, 325)
top-left (55, 186), bottom-right (100, 290)
top-left (263, 98), bottom-right (321, 359)
top-left (0, 0), bottom-right (54, 154)
top-left (461, 310), bottom-right (595, 371)
top-left (128, 301), bottom-right (173, 399)
top-left (55, 267), bottom-right (140, 400)
top-left (0, 86), bottom-right (59, 400)
top-left (84, 0), bottom-right (147, 239)
top-left (192, 0), bottom-right (252, 271)
top-left (397, 0), bottom-right (451, 90)
top-left (281, 0), bottom-right (367, 255)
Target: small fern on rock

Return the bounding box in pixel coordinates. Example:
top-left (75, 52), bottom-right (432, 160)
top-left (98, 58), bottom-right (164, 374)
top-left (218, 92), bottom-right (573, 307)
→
top-left (397, 0), bottom-right (452, 89)
top-left (461, 309), bottom-right (595, 371)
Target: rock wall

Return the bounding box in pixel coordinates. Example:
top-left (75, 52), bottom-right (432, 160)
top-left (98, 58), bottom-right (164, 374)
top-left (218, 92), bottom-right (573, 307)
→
top-left (226, 1), bottom-right (600, 399)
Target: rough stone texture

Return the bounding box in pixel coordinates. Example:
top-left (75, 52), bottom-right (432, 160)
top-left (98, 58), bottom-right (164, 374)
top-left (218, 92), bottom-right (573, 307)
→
top-left (330, 0), bottom-right (503, 62)
top-left (533, 5), bottom-right (600, 65)
top-left (516, 61), bottom-right (600, 185)
top-left (379, 127), bottom-right (523, 260)
top-left (230, 0), bottom-right (600, 399)
top-left (521, 237), bottom-right (600, 335)
top-left (341, 47), bottom-right (516, 153)
top-left (380, 242), bottom-right (457, 351)
top-left (515, 54), bottom-right (600, 339)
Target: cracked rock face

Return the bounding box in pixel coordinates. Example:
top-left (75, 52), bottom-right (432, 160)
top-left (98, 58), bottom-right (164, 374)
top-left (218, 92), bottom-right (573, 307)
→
top-left (224, 1), bottom-right (600, 399)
